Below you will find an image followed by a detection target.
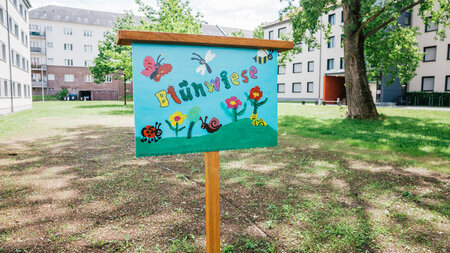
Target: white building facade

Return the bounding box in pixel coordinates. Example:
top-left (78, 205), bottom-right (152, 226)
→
top-left (0, 0), bottom-right (32, 115)
top-left (264, 6), bottom-right (449, 104)
top-left (264, 8), bottom-right (346, 103)
top-left (408, 6), bottom-right (450, 93)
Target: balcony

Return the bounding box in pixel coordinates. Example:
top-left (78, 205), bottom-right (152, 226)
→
top-left (31, 64), bottom-right (47, 71)
top-left (32, 81), bottom-right (48, 87)
top-left (29, 31), bottom-right (46, 37)
top-left (30, 47), bottom-right (46, 54)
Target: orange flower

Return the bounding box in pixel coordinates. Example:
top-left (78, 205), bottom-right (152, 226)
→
top-left (249, 86), bottom-right (263, 101)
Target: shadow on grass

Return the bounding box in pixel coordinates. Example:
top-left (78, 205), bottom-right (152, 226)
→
top-left (0, 124), bottom-right (448, 252)
top-left (279, 114), bottom-right (450, 158)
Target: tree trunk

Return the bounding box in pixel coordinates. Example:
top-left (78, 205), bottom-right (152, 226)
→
top-left (343, 1), bottom-right (379, 119)
top-left (123, 80), bottom-right (127, 106)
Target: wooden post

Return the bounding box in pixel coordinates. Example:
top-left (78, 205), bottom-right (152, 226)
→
top-left (205, 151), bottom-right (220, 253)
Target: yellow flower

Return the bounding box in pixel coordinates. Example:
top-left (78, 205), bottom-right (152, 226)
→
top-left (168, 111), bottom-right (187, 126)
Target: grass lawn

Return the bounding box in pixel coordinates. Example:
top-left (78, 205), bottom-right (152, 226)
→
top-left (0, 101), bottom-right (448, 252)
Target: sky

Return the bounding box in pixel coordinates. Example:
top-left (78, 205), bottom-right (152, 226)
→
top-left (30, 0), bottom-right (288, 31)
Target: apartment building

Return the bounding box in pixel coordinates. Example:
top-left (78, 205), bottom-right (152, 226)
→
top-left (29, 5), bottom-right (130, 100)
top-left (0, 0), bottom-right (32, 115)
top-left (29, 5), bottom-right (252, 101)
top-left (264, 6), bottom-right (448, 104)
top-left (408, 6), bottom-right (450, 93)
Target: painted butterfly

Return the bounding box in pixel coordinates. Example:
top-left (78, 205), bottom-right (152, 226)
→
top-left (141, 54), bottom-right (173, 82)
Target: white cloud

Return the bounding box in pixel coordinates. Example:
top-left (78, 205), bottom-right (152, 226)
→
top-left (31, 0), bottom-right (286, 30)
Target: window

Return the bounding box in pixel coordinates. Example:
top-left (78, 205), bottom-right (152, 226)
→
top-left (17, 83), bottom-right (21, 97)
top-left (19, 4), bottom-right (23, 16)
top-left (340, 34), bottom-right (344, 48)
top-left (278, 65), bottom-right (286, 75)
top-left (48, 74), bottom-right (55, 80)
top-left (447, 44), bottom-right (450, 60)
top-left (84, 29), bottom-right (92, 37)
top-left (423, 46), bottom-right (437, 62)
top-left (293, 62), bottom-right (302, 73)
top-left (277, 83), bottom-right (285, 93)
top-left (328, 14), bottom-right (335, 25)
top-left (14, 24), bottom-right (19, 37)
top-left (46, 26), bottom-right (52, 32)
top-left (328, 36), bottom-right (335, 48)
top-left (64, 59), bottom-right (73, 66)
top-left (105, 75), bottom-right (113, 83)
top-left (84, 45), bottom-right (93, 52)
top-left (64, 27), bottom-right (72, 35)
top-left (307, 82), bottom-right (314, 93)
top-left (341, 10), bottom-right (344, 23)
top-left (32, 73), bottom-right (41, 81)
top-left (30, 24), bottom-right (40, 31)
top-left (425, 17), bottom-right (438, 32)
top-left (446, 76), bottom-right (450, 91)
top-left (13, 0), bottom-right (17, 7)
top-left (307, 61), bottom-right (314, 72)
top-left (64, 74), bottom-right (74, 82)
top-left (308, 45), bottom-right (314, 52)
top-left (268, 30), bottom-right (273, 40)
top-left (278, 27), bottom-right (286, 38)
top-left (0, 8), bottom-right (4, 25)
top-left (16, 53), bottom-right (20, 67)
top-left (47, 42), bottom-right (53, 48)
top-left (1, 42), bottom-right (6, 60)
top-left (85, 75), bottom-right (93, 82)
top-left (3, 80), bottom-right (8, 96)
top-left (340, 57), bottom-right (344, 69)
top-left (421, 76), bottom-right (434, 91)
top-left (48, 58), bottom-right (54, 64)
top-left (327, 59), bottom-right (334, 70)
top-left (404, 13), bottom-right (411, 26)
top-left (12, 82), bottom-right (15, 97)
top-left (21, 31), bottom-right (24, 43)
top-left (84, 60), bottom-right (93, 67)
top-left (292, 82), bottom-right (301, 93)
top-left (64, 43), bottom-right (73, 51)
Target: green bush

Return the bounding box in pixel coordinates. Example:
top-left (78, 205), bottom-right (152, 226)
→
top-left (55, 89), bottom-right (69, 100)
top-left (120, 95), bottom-right (133, 101)
top-left (32, 95), bottom-right (59, 101)
top-left (402, 92), bottom-right (450, 107)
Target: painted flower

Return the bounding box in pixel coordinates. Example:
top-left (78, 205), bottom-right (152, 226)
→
top-left (249, 86), bottom-right (263, 101)
top-left (225, 96), bottom-right (242, 109)
top-left (168, 111), bottom-right (187, 126)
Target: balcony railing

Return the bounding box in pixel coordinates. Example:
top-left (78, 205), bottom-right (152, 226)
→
top-left (31, 64), bottom-right (47, 70)
top-left (30, 47), bottom-right (45, 53)
top-left (29, 31), bottom-right (46, 37)
top-left (32, 81), bottom-right (48, 87)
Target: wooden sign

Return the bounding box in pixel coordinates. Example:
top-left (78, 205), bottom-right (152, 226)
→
top-left (117, 30), bottom-right (293, 252)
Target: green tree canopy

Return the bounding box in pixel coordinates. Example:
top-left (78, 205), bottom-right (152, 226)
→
top-left (136, 0), bottom-right (203, 34)
top-left (252, 22), bottom-right (266, 39)
top-left (280, 0), bottom-right (449, 119)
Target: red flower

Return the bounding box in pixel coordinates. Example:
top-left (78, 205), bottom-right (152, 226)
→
top-left (249, 86), bottom-right (263, 101)
top-left (225, 96), bottom-right (242, 109)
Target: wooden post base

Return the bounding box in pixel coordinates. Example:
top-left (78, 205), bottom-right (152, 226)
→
top-left (205, 151), bottom-right (220, 253)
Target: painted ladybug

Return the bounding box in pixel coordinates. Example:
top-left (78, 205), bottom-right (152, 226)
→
top-left (141, 122), bottom-right (163, 143)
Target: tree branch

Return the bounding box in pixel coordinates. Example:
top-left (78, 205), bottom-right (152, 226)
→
top-left (363, 0), bottom-right (425, 40)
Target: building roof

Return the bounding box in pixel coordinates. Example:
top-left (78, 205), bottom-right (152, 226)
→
top-left (262, 16), bottom-right (290, 28)
top-left (29, 5), bottom-right (252, 37)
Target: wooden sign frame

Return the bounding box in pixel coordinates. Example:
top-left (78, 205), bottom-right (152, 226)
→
top-left (117, 30), bottom-right (293, 252)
